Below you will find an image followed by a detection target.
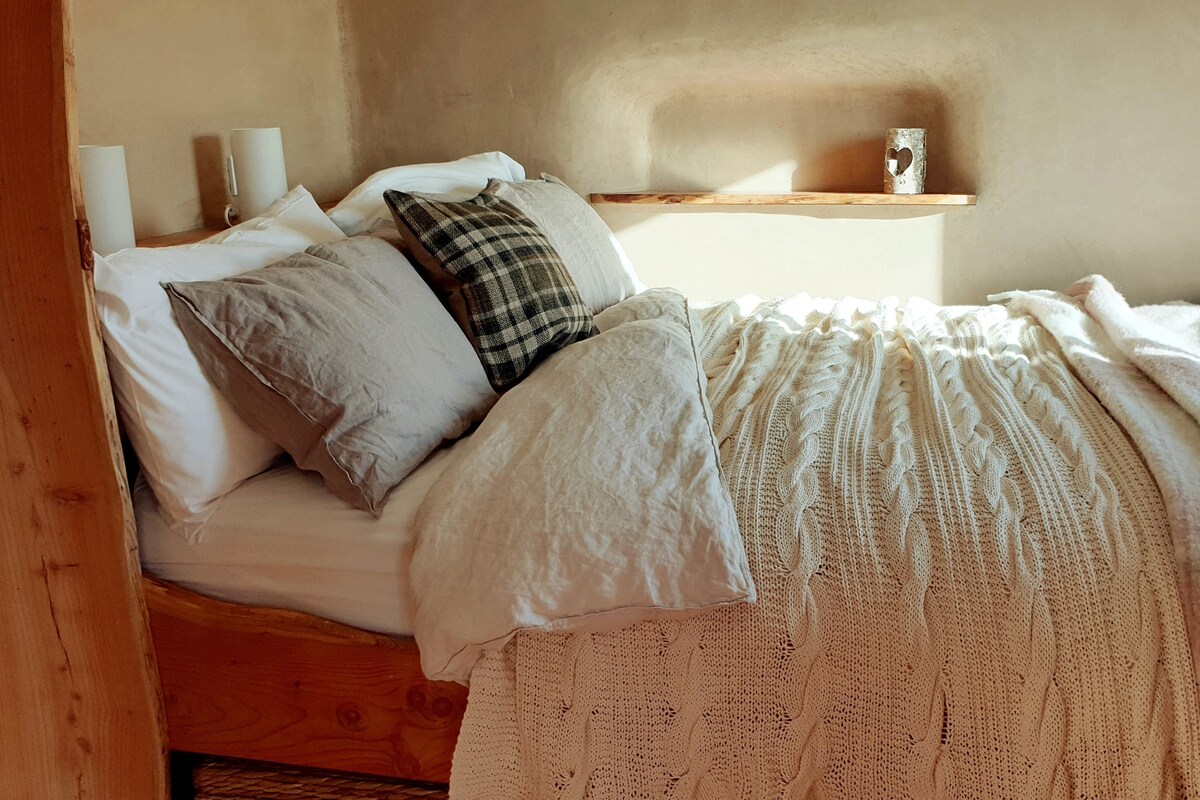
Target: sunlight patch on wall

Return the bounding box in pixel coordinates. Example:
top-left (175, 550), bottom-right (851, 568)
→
top-left (595, 206), bottom-right (946, 304)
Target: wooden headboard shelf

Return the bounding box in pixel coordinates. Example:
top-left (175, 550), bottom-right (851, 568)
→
top-left (135, 225), bottom-right (227, 248)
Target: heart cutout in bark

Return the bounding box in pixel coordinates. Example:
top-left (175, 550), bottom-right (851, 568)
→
top-left (886, 146), bottom-right (914, 176)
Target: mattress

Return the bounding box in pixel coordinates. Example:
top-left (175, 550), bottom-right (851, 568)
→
top-left (135, 439), bottom-right (468, 637)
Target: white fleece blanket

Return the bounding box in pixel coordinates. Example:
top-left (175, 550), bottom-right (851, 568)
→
top-left (995, 275), bottom-right (1200, 694)
top-left (450, 290), bottom-right (1200, 798)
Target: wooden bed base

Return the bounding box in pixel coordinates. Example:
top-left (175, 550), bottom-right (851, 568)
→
top-left (143, 576), bottom-right (465, 784)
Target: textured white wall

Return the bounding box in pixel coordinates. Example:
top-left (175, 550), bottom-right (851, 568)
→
top-left (74, 0), bottom-right (355, 238)
top-left (340, 0), bottom-right (1200, 305)
top-left (74, 2), bottom-right (1200, 304)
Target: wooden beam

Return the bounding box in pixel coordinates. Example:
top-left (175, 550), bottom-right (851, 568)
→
top-left (0, 1), bottom-right (168, 797)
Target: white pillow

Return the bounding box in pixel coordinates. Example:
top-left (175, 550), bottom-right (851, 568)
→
top-left (96, 186), bottom-right (346, 536)
top-left (204, 184), bottom-right (344, 249)
top-left (489, 174), bottom-right (644, 313)
top-left (327, 152), bottom-right (526, 236)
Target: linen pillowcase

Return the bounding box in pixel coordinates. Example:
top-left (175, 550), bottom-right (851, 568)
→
top-left (164, 236), bottom-right (496, 514)
top-left (409, 289), bottom-right (753, 683)
top-left (95, 186), bottom-right (346, 535)
top-left (489, 174), bottom-right (643, 313)
top-left (327, 152), bottom-right (526, 236)
top-left (595, 287), bottom-right (696, 332)
top-left (384, 186), bottom-right (596, 391)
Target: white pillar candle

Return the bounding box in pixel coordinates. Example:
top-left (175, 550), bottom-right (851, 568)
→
top-left (79, 145), bottom-right (136, 255)
top-left (229, 127), bottom-right (288, 219)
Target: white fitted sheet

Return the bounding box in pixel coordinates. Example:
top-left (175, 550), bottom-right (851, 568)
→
top-left (135, 440), bottom-right (467, 637)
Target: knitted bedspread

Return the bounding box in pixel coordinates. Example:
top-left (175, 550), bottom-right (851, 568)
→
top-left (451, 295), bottom-right (1200, 798)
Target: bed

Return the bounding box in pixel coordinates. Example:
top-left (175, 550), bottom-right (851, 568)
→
top-left (89, 119), bottom-right (1200, 800)
top-left (123, 209), bottom-right (1200, 796)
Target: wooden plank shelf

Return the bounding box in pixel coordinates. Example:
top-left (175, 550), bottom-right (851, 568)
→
top-left (136, 225), bottom-right (226, 248)
top-left (589, 191), bottom-right (976, 206)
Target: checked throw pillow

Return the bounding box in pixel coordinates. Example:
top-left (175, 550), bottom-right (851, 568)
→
top-left (385, 181), bottom-right (596, 391)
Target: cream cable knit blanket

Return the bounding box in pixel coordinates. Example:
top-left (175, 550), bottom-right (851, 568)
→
top-left (451, 294), bottom-right (1200, 798)
top-left (997, 277), bottom-right (1200, 702)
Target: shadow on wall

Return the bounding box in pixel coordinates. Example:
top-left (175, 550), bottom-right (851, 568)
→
top-left (645, 83), bottom-right (973, 196)
top-left (192, 135), bottom-right (227, 228)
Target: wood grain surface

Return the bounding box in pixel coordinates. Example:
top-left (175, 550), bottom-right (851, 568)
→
top-left (0, 2), bottom-right (168, 796)
top-left (589, 191), bottom-right (976, 206)
top-left (135, 225), bottom-right (228, 248)
top-left (145, 578), bottom-right (464, 784)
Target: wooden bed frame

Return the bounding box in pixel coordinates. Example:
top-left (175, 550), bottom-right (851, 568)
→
top-left (145, 577), bottom-right (464, 783)
top-left (0, 4), bottom-right (461, 793)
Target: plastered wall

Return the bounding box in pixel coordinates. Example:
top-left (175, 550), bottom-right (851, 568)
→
top-left (73, 0), bottom-right (355, 238)
top-left (340, 0), bottom-right (1200, 305)
top-left (75, 1), bottom-right (1199, 304)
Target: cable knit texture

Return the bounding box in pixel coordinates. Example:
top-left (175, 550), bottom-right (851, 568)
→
top-left (450, 295), bottom-right (1200, 799)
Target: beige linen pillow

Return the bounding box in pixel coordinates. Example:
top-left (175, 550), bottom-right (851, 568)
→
top-left (164, 236), bottom-right (496, 514)
top-left (489, 174), bottom-right (643, 313)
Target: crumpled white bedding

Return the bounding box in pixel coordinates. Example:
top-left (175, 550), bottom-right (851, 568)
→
top-left (996, 275), bottom-right (1200, 693)
top-left (409, 290), bottom-right (754, 683)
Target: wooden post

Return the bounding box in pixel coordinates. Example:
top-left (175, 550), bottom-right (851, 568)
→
top-left (0, 1), bottom-right (168, 797)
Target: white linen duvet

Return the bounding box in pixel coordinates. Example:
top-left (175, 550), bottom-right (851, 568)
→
top-left (409, 290), bottom-right (755, 683)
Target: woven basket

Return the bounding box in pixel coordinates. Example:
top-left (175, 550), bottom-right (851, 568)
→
top-left (191, 758), bottom-right (449, 800)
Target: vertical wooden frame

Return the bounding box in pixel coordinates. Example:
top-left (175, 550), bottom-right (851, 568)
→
top-left (0, 1), bottom-right (168, 797)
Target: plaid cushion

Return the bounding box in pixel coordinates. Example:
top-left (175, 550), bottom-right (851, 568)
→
top-left (385, 184), bottom-right (596, 390)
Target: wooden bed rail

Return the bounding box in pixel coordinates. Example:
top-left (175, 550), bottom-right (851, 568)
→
top-left (144, 577), bottom-right (465, 783)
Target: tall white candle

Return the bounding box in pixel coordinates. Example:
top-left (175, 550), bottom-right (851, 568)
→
top-left (229, 127), bottom-right (288, 219)
top-left (79, 145), bottom-right (136, 255)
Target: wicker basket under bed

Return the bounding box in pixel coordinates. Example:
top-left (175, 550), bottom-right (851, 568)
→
top-left (190, 757), bottom-right (449, 800)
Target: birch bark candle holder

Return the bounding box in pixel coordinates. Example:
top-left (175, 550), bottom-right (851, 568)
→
top-left (884, 128), bottom-right (926, 195)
